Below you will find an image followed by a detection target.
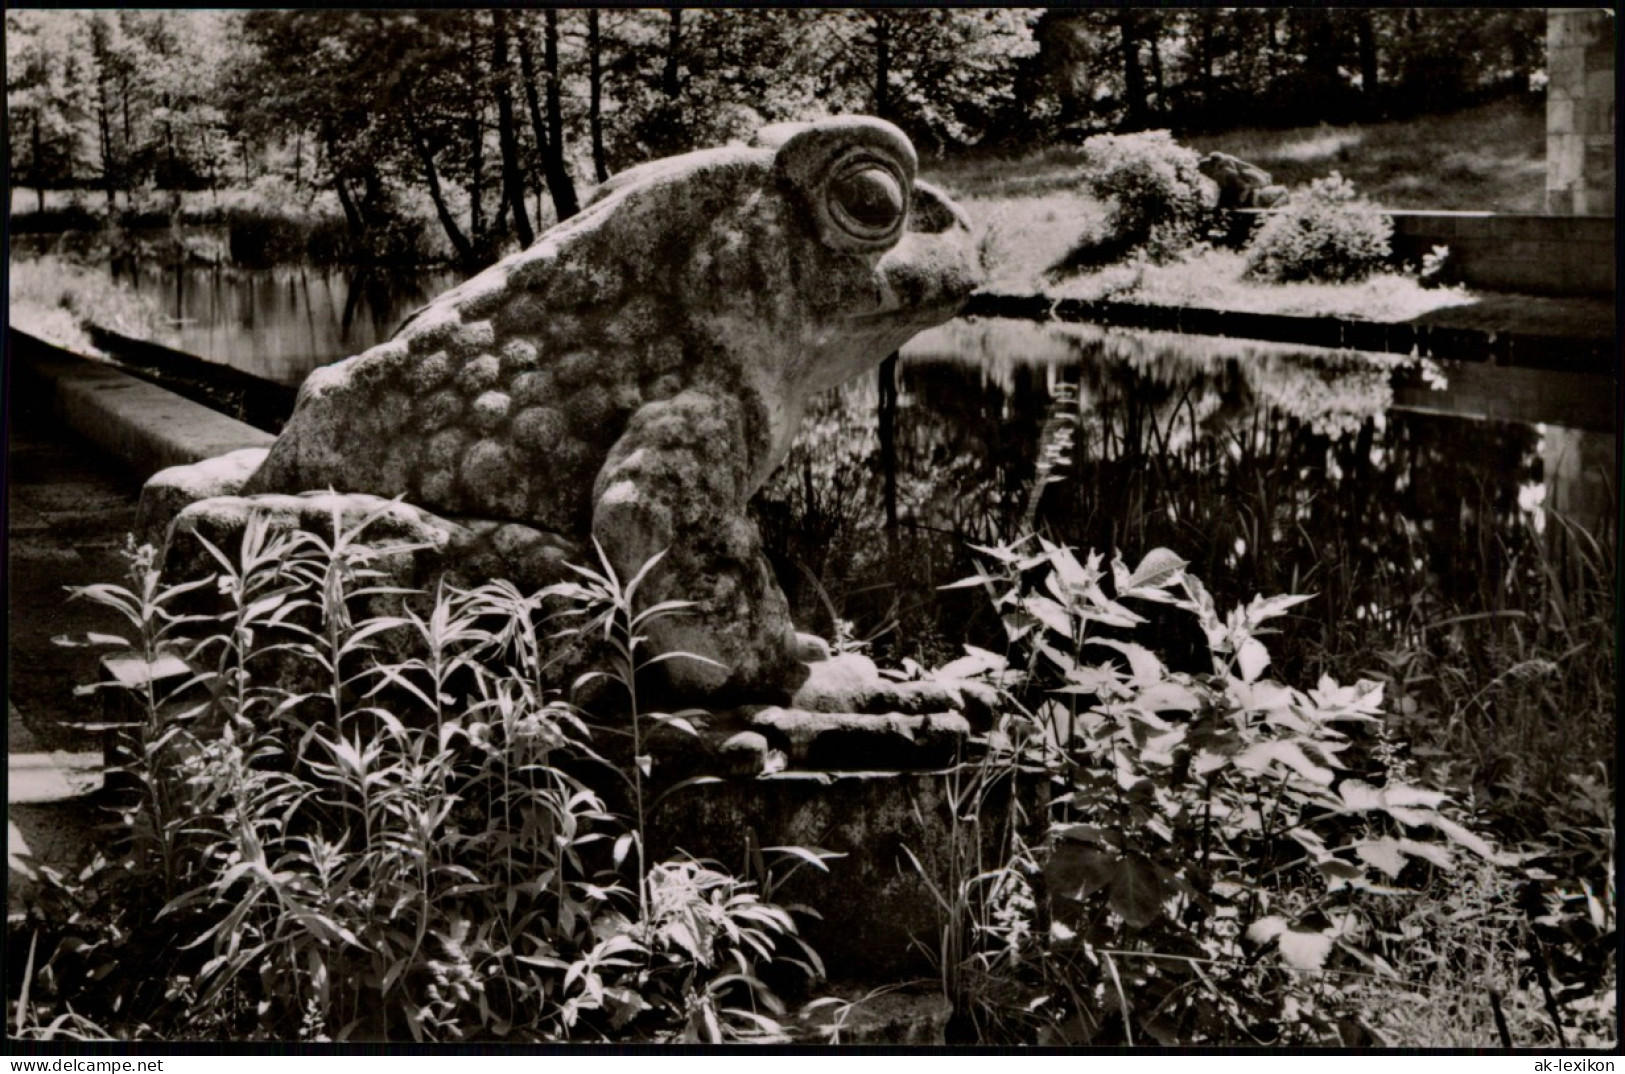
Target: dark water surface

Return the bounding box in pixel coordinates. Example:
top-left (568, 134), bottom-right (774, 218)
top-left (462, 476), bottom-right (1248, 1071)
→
top-left (91, 259), bottom-right (1619, 667)
top-left (764, 319), bottom-right (1615, 666)
top-left (117, 258), bottom-right (463, 386)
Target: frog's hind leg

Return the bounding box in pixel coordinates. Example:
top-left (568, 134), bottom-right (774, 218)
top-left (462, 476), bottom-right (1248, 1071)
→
top-left (590, 389), bottom-right (807, 703)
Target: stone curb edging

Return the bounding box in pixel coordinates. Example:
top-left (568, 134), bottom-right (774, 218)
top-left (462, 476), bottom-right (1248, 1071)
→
top-left (964, 292), bottom-right (1615, 373)
top-left (8, 327), bottom-right (274, 481)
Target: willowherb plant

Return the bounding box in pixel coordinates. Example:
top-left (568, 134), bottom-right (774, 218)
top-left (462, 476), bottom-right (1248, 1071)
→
top-left (936, 535), bottom-right (1517, 1045)
top-left (29, 512), bottom-right (821, 1043)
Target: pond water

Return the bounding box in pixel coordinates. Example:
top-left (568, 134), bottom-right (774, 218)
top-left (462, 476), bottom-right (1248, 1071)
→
top-left (761, 320), bottom-right (1614, 671)
top-left (59, 256), bottom-right (1624, 672)
top-left (111, 260), bottom-right (465, 386)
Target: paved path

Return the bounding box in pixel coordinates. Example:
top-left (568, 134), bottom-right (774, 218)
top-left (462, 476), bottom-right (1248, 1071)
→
top-left (8, 407), bottom-right (142, 752)
top-left (8, 409), bottom-right (140, 914)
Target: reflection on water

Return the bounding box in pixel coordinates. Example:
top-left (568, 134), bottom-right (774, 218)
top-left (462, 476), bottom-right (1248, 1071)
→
top-left (112, 259), bottom-right (463, 386)
top-left (759, 320), bottom-right (1615, 671)
top-left (38, 244), bottom-right (1613, 672)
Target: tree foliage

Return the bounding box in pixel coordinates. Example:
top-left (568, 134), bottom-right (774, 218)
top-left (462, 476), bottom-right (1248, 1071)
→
top-left (7, 9), bottom-right (1547, 267)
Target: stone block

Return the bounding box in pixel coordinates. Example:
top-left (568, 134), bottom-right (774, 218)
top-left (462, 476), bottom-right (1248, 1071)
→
top-left (747, 708), bottom-right (973, 770)
top-left (1547, 98), bottom-right (1577, 135)
top-left (1576, 97), bottom-right (1616, 134)
top-left (1584, 46), bottom-right (1617, 79)
top-left (1548, 137), bottom-right (1584, 188)
top-left (789, 652), bottom-right (996, 728)
top-left (1576, 190), bottom-right (1618, 219)
top-left (135, 447), bottom-right (270, 549)
top-left (1582, 140), bottom-right (1617, 182)
top-left (1547, 46), bottom-right (1588, 97)
top-left (793, 985), bottom-right (952, 1045)
top-left (1548, 12), bottom-right (1605, 50)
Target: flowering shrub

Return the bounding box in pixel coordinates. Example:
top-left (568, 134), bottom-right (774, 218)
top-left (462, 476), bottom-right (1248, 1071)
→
top-left (1244, 173), bottom-right (1393, 283)
top-left (1075, 131), bottom-right (1210, 263)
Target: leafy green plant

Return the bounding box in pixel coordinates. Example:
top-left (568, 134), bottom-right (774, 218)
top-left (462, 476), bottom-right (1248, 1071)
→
top-left (1244, 172), bottom-right (1392, 283)
top-left (26, 512), bottom-right (820, 1042)
top-left (1069, 131), bottom-right (1210, 267)
top-left (934, 536), bottom-right (1518, 1045)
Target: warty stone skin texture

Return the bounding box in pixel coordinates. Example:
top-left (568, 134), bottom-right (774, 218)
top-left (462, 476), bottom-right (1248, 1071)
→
top-left (222, 116), bottom-right (984, 704)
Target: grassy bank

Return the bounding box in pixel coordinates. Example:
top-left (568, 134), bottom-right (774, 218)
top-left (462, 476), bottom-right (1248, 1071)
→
top-left (8, 254), bottom-right (176, 356)
top-left (924, 97), bottom-right (1613, 335)
top-left (1186, 97), bottom-right (1548, 213)
top-left (927, 97), bottom-right (1548, 212)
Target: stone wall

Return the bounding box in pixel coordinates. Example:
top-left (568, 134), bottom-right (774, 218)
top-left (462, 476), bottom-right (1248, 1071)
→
top-left (1228, 210), bottom-right (1615, 297)
top-left (1546, 10), bottom-right (1616, 216)
top-left (1386, 211), bottom-right (1615, 296)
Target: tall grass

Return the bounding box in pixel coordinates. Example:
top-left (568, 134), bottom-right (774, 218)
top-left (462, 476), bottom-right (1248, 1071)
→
top-left (15, 512), bottom-right (820, 1042)
top-left (8, 254), bottom-right (176, 353)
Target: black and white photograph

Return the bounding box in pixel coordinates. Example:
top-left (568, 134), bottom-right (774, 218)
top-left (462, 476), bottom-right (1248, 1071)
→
top-left (5, 5), bottom-right (1616, 1053)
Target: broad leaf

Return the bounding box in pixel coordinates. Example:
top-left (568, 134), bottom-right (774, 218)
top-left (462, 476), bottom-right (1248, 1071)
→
top-left (935, 645), bottom-right (1007, 680)
top-left (1234, 740), bottom-right (1334, 785)
top-left (1113, 547), bottom-right (1188, 597)
top-left (1046, 842), bottom-right (1116, 908)
top-left (1308, 676), bottom-right (1385, 722)
top-left (1135, 680), bottom-right (1204, 713)
top-left (1235, 637), bottom-right (1270, 683)
top-left (1277, 927), bottom-right (1335, 971)
top-left (1109, 853), bottom-right (1167, 929)
top-left (1355, 838), bottom-right (1406, 879)
top-left (1089, 637), bottom-right (1164, 686)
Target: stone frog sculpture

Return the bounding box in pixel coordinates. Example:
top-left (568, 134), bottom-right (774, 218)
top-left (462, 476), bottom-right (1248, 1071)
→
top-left (163, 116), bottom-right (982, 705)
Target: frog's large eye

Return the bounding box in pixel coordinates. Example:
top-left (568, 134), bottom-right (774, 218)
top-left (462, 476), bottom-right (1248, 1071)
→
top-left (774, 120), bottom-right (917, 252)
top-left (828, 159), bottom-right (906, 241)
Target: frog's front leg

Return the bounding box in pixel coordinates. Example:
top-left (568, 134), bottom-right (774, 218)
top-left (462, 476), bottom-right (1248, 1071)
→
top-left (591, 389), bottom-right (813, 703)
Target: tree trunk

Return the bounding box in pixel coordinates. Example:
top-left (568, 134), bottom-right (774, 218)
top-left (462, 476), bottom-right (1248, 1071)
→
top-left (1356, 12), bottom-right (1380, 107)
top-left (518, 23), bottom-right (550, 163)
top-left (120, 71), bottom-right (133, 166)
top-left (467, 19), bottom-right (486, 248)
top-left (98, 74), bottom-right (117, 216)
top-left (873, 12), bottom-right (892, 119)
top-left (1148, 24), bottom-right (1165, 115)
top-left (878, 352), bottom-right (899, 562)
top-left (1199, 13), bottom-right (1215, 111)
top-left (32, 112), bottom-right (45, 213)
top-left (662, 7), bottom-right (682, 99)
top-left (405, 110), bottom-right (475, 266)
top-left (542, 9), bottom-right (580, 220)
top-left (518, 16), bottom-right (578, 223)
top-left (332, 173), bottom-right (364, 240)
top-left (1265, 11), bottom-right (1278, 80)
top-left (588, 8), bottom-right (608, 182)
top-left (1117, 11), bottom-right (1149, 129)
top-left (493, 9), bottom-right (535, 247)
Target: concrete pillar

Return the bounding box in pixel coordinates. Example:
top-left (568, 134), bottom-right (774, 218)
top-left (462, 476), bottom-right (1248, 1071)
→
top-left (1546, 10), bottom-right (1615, 216)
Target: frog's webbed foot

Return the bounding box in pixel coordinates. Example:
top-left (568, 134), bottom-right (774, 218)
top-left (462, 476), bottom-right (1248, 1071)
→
top-left (788, 652), bottom-right (998, 727)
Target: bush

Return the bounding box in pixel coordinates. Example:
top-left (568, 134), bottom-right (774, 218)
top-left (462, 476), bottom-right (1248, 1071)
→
top-left (1073, 131), bottom-right (1210, 265)
top-left (931, 538), bottom-right (1518, 1045)
top-left (17, 518), bottom-right (821, 1042)
top-left (1244, 173), bottom-right (1393, 283)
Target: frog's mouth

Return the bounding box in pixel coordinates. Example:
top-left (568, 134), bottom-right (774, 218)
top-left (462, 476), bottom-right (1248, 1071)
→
top-left (855, 297), bottom-right (968, 330)
top-left (864, 261), bottom-right (982, 326)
